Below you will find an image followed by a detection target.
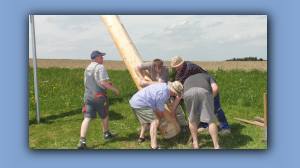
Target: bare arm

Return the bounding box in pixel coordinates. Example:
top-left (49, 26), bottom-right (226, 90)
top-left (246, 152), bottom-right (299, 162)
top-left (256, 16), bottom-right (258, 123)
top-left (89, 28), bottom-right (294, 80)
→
top-left (134, 64), bottom-right (161, 87)
top-left (134, 64), bottom-right (144, 81)
top-left (211, 83), bottom-right (218, 98)
top-left (101, 80), bottom-right (120, 96)
top-left (170, 91), bottom-right (183, 119)
top-left (155, 109), bottom-right (165, 119)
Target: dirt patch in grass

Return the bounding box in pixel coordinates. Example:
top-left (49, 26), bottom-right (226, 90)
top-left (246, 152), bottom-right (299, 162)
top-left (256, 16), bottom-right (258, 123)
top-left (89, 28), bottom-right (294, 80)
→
top-left (29, 59), bottom-right (267, 71)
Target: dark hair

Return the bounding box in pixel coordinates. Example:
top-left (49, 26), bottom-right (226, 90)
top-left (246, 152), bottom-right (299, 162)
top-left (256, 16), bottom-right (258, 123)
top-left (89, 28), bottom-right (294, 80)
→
top-left (152, 59), bottom-right (163, 68)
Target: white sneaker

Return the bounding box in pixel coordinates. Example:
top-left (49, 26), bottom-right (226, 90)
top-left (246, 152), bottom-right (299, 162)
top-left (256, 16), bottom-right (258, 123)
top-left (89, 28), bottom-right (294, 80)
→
top-left (219, 129), bottom-right (231, 136)
top-left (197, 127), bottom-right (209, 132)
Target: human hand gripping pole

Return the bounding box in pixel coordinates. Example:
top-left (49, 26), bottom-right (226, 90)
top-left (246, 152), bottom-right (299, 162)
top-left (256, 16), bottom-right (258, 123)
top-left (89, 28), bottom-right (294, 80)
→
top-left (160, 117), bottom-right (171, 130)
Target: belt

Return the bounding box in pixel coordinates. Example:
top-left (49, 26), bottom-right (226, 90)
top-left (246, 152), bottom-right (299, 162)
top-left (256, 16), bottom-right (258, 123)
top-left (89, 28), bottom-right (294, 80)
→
top-left (94, 94), bottom-right (105, 98)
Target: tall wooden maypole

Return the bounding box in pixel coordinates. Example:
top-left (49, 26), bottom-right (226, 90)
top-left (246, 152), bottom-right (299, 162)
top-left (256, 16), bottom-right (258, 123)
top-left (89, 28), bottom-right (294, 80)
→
top-left (101, 15), bottom-right (181, 139)
top-left (100, 15), bottom-right (151, 90)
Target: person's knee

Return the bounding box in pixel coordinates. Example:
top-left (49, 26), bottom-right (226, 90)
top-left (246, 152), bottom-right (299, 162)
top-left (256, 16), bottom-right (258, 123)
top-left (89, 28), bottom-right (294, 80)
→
top-left (152, 120), bottom-right (159, 127)
top-left (84, 118), bottom-right (92, 122)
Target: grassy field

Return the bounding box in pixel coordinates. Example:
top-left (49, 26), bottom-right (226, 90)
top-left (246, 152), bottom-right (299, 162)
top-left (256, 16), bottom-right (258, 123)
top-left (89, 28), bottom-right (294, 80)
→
top-left (29, 67), bottom-right (267, 149)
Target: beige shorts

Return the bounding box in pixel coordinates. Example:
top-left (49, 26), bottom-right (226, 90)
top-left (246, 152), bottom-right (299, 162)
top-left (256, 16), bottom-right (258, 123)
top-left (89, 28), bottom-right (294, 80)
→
top-left (131, 106), bottom-right (158, 125)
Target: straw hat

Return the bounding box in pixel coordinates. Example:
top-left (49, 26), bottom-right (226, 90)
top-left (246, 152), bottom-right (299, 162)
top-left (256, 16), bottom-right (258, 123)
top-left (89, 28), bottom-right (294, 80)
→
top-left (170, 56), bottom-right (184, 68)
top-left (168, 81), bottom-right (183, 97)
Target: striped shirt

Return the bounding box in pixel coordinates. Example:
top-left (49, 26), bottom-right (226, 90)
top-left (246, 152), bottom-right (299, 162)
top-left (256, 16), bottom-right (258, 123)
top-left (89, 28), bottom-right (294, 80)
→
top-left (173, 61), bottom-right (206, 84)
top-left (84, 62), bottom-right (109, 89)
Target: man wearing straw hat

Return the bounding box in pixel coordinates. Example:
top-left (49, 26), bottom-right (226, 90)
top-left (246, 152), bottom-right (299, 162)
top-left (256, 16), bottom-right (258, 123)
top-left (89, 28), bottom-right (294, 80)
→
top-left (129, 81), bottom-right (183, 149)
top-left (77, 50), bottom-right (120, 149)
top-left (134, 59), bottom-right (189, 133)
top-left (170, 56), bottom-right (231, 136)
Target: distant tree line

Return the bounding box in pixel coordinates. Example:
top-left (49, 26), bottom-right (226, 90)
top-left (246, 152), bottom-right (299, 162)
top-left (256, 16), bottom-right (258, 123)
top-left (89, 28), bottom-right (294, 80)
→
top-left (226, 57), bottom-right (265, 61)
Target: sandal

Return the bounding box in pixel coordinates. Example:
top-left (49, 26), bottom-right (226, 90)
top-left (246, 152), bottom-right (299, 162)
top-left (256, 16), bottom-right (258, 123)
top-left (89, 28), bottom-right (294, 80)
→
top-left (138, 137), bottom-right (146, 143)
top-left (150, 146), bottom-right (161, 149)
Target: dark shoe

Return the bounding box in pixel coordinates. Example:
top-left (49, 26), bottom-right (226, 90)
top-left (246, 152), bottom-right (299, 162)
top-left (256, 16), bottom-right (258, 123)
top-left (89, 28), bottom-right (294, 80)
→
top-left (103, 131), bottom-right (118, 140)
top-left (150, 146), bottom-right (161, 149)
top-left (138, 137), bottom-right (147, 143)
top-left (181, 125), bottom-right (188, 133)
top-left (77, 138), bottom-right (89, 149)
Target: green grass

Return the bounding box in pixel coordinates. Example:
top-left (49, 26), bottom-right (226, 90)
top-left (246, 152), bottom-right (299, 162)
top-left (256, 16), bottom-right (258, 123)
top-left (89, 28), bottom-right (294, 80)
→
top-left (29, 67), bottom-right (267, 149)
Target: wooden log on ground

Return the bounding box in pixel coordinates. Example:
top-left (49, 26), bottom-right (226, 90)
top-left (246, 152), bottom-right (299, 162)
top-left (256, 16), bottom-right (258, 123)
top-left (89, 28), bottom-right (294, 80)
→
top-left (261, 138), bottom-right (267, 143)
top-left (254, 117), bottom-right (264, 123)
top-left (234, 118), bottom-right (264, 128)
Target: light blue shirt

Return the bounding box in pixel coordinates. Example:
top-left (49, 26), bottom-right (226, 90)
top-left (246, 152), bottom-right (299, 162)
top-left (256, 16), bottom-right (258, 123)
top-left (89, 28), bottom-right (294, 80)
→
top-left (129, 83), bottom-right (170, 112)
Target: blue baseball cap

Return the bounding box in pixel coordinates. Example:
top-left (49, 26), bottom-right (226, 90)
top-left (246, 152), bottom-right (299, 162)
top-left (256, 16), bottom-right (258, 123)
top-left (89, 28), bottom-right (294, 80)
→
top-left (91, 50), bottom-right (106, 59)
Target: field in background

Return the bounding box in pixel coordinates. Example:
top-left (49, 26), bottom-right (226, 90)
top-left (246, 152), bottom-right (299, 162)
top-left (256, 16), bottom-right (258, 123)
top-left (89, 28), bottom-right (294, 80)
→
top-left (29, 59), bottom-right (267, 71)
top-left (29, 63), bottom-right (267, 149)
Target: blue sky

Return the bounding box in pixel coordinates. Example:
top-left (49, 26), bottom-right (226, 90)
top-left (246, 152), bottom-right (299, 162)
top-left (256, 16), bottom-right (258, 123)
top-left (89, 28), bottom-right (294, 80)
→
top-left (29, 15), bottom-right (267, 61)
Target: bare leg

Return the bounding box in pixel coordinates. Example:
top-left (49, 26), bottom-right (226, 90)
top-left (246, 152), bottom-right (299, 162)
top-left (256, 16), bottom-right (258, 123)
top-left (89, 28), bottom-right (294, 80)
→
top-left (139, 123), bottom-right (148, 139)
top-left (150, 120), bottom-right (159, 149)
top-left (189, 121), bottom-right (200, 149)
top-left (102, 115), bottom-right (109, 132)
top-left (208, 122), bottom-right (221, 149)
top-left (80, 118), bottom-right (92, 138)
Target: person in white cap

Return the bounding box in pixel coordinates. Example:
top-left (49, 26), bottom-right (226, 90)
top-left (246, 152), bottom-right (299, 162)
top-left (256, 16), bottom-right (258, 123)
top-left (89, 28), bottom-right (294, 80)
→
top-left (77, 50), bottom-right (120, 149)
top-left (134, 59), bottom-right (189, 133)
top-left (129, 81), bottom-right (183, 149)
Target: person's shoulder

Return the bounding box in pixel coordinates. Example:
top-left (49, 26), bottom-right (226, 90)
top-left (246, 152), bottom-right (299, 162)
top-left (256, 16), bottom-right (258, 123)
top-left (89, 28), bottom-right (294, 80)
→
top-left (140, 62), bottom-right (151, 68)
top-left (162, 65), bottom-right (169, 70)
top-left (86, 62), bottom-right (96, 70)
top-left (96, 63), bottom-right (105, 69)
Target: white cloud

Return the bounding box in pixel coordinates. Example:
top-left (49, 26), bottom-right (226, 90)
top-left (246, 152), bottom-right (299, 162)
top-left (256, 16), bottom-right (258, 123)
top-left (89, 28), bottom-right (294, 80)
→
top-left (29, 15), bottom-right (267, 61)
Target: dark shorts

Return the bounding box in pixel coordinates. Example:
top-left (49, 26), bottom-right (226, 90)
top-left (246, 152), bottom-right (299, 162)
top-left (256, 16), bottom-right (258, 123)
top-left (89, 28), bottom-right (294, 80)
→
top-left (82, 93), bottom-right (109, 119)
top-left (183, 87), bottom-right (215, 123)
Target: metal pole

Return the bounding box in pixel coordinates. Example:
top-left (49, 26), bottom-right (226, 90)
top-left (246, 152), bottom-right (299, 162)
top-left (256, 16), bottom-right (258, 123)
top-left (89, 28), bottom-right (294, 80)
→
top-left (30, 15), bottom-right (40, 123)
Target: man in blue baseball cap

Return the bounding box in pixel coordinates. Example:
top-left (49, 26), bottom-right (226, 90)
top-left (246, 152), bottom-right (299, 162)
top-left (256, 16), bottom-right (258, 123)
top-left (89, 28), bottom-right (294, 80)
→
top-left (77, 50), bottom-right (120, 149)
top-left (90, 50), bottom-right (106, 59)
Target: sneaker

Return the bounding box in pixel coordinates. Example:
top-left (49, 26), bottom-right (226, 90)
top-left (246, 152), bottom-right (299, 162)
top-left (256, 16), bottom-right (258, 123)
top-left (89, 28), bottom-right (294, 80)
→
top-left (197, 127), bottom-right (209, 132)
top-left (181, 125), bottom-right (188, 133)
top-left (77, 138), bottom-right (89, 149)
top-left (219, 129), bottom-right (231, 136)
top-left (103, 131), bottom-right (118, 140)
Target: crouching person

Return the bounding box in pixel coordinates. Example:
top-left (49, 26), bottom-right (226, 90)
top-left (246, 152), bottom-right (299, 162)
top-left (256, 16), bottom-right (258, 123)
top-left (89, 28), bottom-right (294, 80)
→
top-left (77, 50), bottom-right (120, 149)
top-left (183, 73), bottom-right (225, 149)
top-left (129, 81), bottom-right (183, 149)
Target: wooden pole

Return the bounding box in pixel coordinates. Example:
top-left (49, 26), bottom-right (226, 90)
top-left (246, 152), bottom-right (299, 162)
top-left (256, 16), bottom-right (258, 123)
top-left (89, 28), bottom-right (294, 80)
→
top-left (254, 116), bottom-right (264, 123)
top-left (234, 118), bottom-right (264, 128)
top-left (261, 93), bottom-right (267, 142)
top-left (100, 15), bottom-right (151, 90)
top-left (100, 15), bottom-right (181, 139)
top-left (264, 93), bottom-right (267, 127)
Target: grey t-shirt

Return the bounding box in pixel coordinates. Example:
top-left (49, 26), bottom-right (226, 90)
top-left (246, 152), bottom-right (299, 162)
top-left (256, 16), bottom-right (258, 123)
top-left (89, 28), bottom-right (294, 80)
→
top-left (183, 73), bottom-right (216, 93)
top-left (140, 62), bottom-right (169, 82)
